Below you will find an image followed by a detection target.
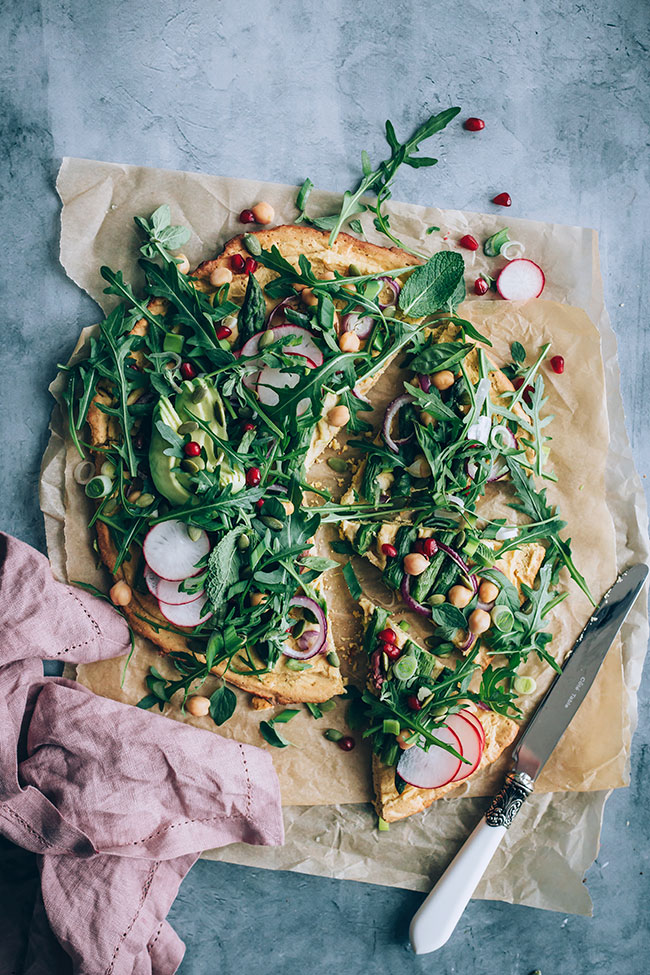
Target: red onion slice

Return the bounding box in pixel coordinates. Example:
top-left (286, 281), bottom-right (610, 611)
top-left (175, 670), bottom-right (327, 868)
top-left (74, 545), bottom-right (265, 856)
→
top-left (282, 595), bottom-right (328, 659)
top-left (267, 295), bottom-right (298, 329)
top-left (418, 373), bottom-right (432, 393)
top-left (379, 277), bottom-right (401, 309)
top-left (400, 575), bottom-right (432, 618)
top-left (436, 543), bottom-right (476, 592)
top-left (459, 631), bottom-right (476, 652)
top-left (382, 394), bottom-right (415, 453)
top-left (341, 311), bottom-right (374, 339)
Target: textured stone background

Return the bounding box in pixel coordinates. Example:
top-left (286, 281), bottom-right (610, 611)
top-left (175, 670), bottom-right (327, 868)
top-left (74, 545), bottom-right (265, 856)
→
top-left (1, 1), bottom-right (648, 972)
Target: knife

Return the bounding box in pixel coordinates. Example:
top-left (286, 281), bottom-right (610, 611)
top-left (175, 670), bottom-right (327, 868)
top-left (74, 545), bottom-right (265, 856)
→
top-left (409, 562), bottom-right (648, 955)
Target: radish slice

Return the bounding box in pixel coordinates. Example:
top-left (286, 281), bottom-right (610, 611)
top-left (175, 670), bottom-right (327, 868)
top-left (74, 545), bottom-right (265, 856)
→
top-left (496, 259), bottom-right (545, 301)
top-left (460, 709), bottom-right (486, 748)
top-left (397, 726), bottom-right (463, 789)
top-left (240, 325), bottom-right (324, 366)
top-left (256, 364), bottom-right (310, 415)
top-left (143, 521), bottom-right (210, 581)
top-left (158, 593), bottom-right (212, 628)
top-left (448, 713), bottom-right (483, 782)
top-left (144, 565), bottom-right (204, 606)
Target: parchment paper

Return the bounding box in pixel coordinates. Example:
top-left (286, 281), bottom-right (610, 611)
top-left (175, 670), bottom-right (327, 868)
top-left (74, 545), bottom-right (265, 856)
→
top-left (40, 157), bottom-right (649, 913)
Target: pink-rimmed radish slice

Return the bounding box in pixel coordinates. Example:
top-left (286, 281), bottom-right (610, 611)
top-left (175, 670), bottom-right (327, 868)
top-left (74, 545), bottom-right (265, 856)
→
top-left (144, 565), bottom-right (204, 606)
top-left (397, 726), bottom-right (463, 789)
top-left (256, 362), bottom-right (311, 415)
top-left (448, 713), bottom-right (484, 782)
top-left (240, 325), bottom-right (324, 367)
top-left (143, 520), bottom-right (210, 581)
top-left (158, 593), bottom-right (213, 628)
top-left (496, 259), bottom-right (545, 301)
top-left (459, 709), bottom-right (486, 748)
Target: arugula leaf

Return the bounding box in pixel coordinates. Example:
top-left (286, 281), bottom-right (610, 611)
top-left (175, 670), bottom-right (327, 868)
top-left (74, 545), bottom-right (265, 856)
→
top-left (398, 252), bottom-right (465, 318)
top-left (299, 555), bottom-right (339, 572)
top-left (209, 684), bottom-right (237, 725)
top-left (342, 561), bottom-right (362, 600)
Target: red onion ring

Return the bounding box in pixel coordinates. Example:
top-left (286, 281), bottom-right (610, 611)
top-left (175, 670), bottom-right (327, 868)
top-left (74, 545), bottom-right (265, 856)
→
top-left (341, 311), bottom-right (374, 339)
top-left (418, 374), bottom-right (432, 393)
top-left (436, 543), bottom-right (477, 592)
top-left (477, 600), bottom-right (495, 613)
top-left (400, 575), bottom-right (432, 618)
top-left (267, 295), bottom-right (298, 329)
top-left (459, 631), bottom-right (476, 652)
top-left (282, 595), bottom-right (328, 659)
top-left (379, 277), bottom-right (401, 309)
top-left (382, 394), bottom-right (415, 453)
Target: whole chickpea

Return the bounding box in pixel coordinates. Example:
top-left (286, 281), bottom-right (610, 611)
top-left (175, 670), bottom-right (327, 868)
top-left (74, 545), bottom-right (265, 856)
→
top-left (320, 270), bottom-right (336, 280)
top-left (403, 552), bottom-right (430, 576)
top-left (250, 592), bottom-right (268, 607)
top-left (301, 288), bottom-right (319, 307)
top-left (327, 405), bottom-right (350, 427)
top-left (210, 266), bottom-right (233, 287)
top-left (397, 729), bottom-right (415, 750)
top-left (175, 254), bottom-right (191, 274)
top-left (252, 201), bottom-right (275, 225)
top-left (339, 331), bottom-right (361, 353)
top-left (419, 411), bottom-right (435, 427)
top-left (432, 370), bottom-right (455, 390)
top-left (110, 580), bottom-right (132, 607)
top-left (468, 608), bottom-right (492, 635)
top-left (448, 585), bottom-right (474, 609)
top-left (478, 580), bottom-right (499, 604)
top-left (186, 695), bottom-right (210, 717)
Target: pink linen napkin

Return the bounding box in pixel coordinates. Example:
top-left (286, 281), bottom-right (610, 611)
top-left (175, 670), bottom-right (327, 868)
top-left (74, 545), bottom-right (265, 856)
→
top-left (0, 532), bottom-right (284, 975)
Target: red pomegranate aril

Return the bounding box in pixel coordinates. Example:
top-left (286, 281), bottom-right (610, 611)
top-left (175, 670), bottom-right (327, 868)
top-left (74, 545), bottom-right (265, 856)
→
top-left (255, 498), bottom-right (265, 511)
top-left (460, 235), bottom-right (479, 251)
top-left (381, 543), bottom-right (398, 558)
top-left (184, 441), bottom-right (201, 458)
top-left (550, 355), bottom-right (565, 375)
top-left (239, 209), bottom-right (255, 224)
top-left (180, 361), bottom-right (196, 380)
top-left (513, 377), bottom-right (534, 405)
top-left (378, 628), bottom-right (397, 644)
top-left (464, 117), bottom-right (485, 132)
top-left (216, 325), bottom-right (232, 341)
top-left (246, 467), bottom-right (261, 487)
top-left (474, 277), bottom-right (489, 296)
top-left (406, 694), bottom-right (423, 711)
top-left (244, 257), bottom-right (258, 275)
top-left (242, 421), bottom-right (256, 432)
top-left (383, 643), bottom-right (401, 661)
top-left (338, 736), bottom-right (356, 752)
top-left (422, 537), bottom-right (438, 558)
top-left (230, 253), bottom-right (246, 273)
top-left (493, 192), bottom-right (512, 207)
top-left (413, 538), bottom-right (427, 556)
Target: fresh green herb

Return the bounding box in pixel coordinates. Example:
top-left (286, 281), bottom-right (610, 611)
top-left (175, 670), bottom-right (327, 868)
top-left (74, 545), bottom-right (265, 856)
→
top-left (342, 561), bottom-right (363, 601)
top-left (398, 252), bottom-right (465, 318)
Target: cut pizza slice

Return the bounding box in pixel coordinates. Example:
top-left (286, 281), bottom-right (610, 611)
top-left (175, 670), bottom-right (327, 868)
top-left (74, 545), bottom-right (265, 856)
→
top-left (358, 595), bottom-right (519, 823)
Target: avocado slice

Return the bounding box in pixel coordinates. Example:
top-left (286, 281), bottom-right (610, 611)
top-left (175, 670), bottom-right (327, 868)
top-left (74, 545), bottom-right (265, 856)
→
top-left (149, 397), bottom-right (193, 506)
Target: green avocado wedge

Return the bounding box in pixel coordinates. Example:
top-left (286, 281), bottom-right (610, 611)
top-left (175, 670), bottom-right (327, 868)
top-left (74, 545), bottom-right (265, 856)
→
top-left (149, 397), bottom-right (193, 506)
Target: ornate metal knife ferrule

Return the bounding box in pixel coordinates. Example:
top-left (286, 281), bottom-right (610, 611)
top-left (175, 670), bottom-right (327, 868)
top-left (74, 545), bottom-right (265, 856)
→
top-left (485, 770), bottom-right (534, 828)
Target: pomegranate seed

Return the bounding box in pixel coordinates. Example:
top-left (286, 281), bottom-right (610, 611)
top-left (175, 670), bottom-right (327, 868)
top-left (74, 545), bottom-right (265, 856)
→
top-left (422, 537), bottom-right (438, 558)
top-left (246, 467), bottom-right (261, 487)
top-left (239, 209), bottom-right (255, 223)
top-left (550, 355), bottom-right (565, 375)
top-left (413, 539), bottom-right (427, 556)
top-left (464, 117), bottom-right (485, 132)
top-left (406, 695), bottom-right (423, 711)
top-left (184, 441), bottom-right (201, 457)
top-left (180, 362), bottom-right (196, 380)
top-left (513, 377), bottom-right (534, 406)
top-left (474, 277), bottom-right (489, 296)
top-left (242, 421), bottom-right (256, 432)
top-left (492, 192), bottom-right (512, 207)
top-left (378, 628), bottom-right (396, 644)
top-left (216, 325), bottom-right (232, 341)
top-left (338, 736), bottom-right (356, 751)
top-left (381, 543), bottom-right (397, 558)
top-left (244, 257), bottom-right (257, 275)
top-left (230, 253), bottom-right (246, 273)
top-left (383, 643), bottom-right (401, 661)
top-left (460, 234), bottom-right (479, 251)
top-left (255, 498), bottom-right (265, 511)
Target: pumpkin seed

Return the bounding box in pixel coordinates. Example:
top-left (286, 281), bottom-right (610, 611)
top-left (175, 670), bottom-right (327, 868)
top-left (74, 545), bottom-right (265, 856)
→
top-left (324, 728), bottom-right (344, 742)
top-left (429, 593), bottom-right (446, 606)
top-left (243, 233), bottom-right (262, 256)
top-left (187, 525), bottom-right (203, 542)
top-left (326, 650), bottom-right (340, 667)
top-left (181, 458), bottom-right (203, 474)
top-left (237, 533), bottom-right (250, 551)
top-left (191, 385), bottom-right (207, 403)
top-left (261, 515), bottom-right (284, 531)
top-left (259, 329), bottom-right (275, 349)
top-left (327, 457), bottom-right (347, 473)
top-left (135, 493), bottom-right (155, 507)
top-left (178, 421), bottom-right (199, 435)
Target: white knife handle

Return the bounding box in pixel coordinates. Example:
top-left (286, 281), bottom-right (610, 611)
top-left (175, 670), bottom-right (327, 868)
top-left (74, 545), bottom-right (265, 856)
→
top-left (409, 770), bottom-right (534, 955)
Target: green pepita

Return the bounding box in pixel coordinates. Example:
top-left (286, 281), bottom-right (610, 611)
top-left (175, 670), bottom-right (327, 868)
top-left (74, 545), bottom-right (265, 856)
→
top-left (327, 457), bottom-right (348, 473)
top-left (326, 650), bottom-right (340, 668)
top-left (243, 233), bottom-right (262, 256)
top-left (261, 515), bottom-right (284, 531)
top-left (100, 460), bottom-right (116, 478)
top-left (187, 525), bottom-right (203, 542)
top-left (259, 329), bottom-right (275, 349)
top-left (319, 699), bottom-right (336, 712)
top-left (286, 659), bottom-right (312, 671)
top-left (429, 593), bottom-right (446, 606)
top-left (324, 728), bottom-right (344, 742)
top-left (237, 533), bottom-right (251, 551)
top-left (135, 493), bottom-right (155, 508)
top-left (348, 263), bottom-right (362, 276)
top-left (181, 458), bottom-right (203, 474)
top-left (178, 421), bottom-right (199, 435)
top-left (191, 385), bottom-right (207, 403)
top-left (291, 618), bottom-right (308, 638)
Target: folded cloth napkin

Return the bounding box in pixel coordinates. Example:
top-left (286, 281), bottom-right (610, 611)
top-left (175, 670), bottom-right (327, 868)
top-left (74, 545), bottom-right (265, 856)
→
top-left (0, 532), bottom-right (284, 975)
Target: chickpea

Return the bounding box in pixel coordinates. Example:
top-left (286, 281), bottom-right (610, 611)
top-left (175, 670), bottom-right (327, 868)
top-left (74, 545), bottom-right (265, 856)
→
top-left (126, 489), bottom-right (142, 504)
top-left (397, 729), bottom-right (415, 750)
top-left (175, 253), bottom-right (191, 274)
top-left (327, 405), bottom-right (351, 427)
top-left (252, 201), bottom-right (275, 225)
top-left (281, 500), bottom-right (295, 516)
top-left (432, 370), bottom-right (455, 391)
top-left (468, 608), bottom-right (492, 635)
top-left (478, 580), bottom-right (499, 604)
top-left (320, 270), bottom-right (336, 280)
top-left (403, 552), bottom-right (430, 576)
top-left (186, 695), bottom-right (210, 717)
top-left (301, 288), bottom-right (319, 307)
top-left (250, 592), bottom-right (268, 606)
top-left (210, 266), bottom-right (233, 287)
top-left (448, 585), bottom-right (474, 609)
top-left (339, 330), bottom-right (361, 353)
top-left (419, 411), bottom-right (435, 427)
top-left (110, 580), bottom-right (132, 607)
top-left (293, 282), bottom-right (307, 292)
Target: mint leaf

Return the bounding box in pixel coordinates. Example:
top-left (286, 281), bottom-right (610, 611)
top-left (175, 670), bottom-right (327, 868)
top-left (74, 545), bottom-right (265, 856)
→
top-left (205, 528), bottom-right (244, 611)
top-left (398, 252), bottom-right (465, 318)
top-left (260, 720), bottom-right (290, 748)
top-left (209, 684), bottom-right (237, 725)
top-left (429, 603), bottom-right (468, 630)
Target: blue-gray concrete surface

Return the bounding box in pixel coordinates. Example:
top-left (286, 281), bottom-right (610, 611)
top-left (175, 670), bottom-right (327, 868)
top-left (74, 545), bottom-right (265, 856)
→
top-left (1, 1), bottom-right (648, 972)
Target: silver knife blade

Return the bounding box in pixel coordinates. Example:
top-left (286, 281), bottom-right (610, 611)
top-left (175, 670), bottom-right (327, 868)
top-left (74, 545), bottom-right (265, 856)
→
top-left (513, 563), bottom-right (648, 781)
